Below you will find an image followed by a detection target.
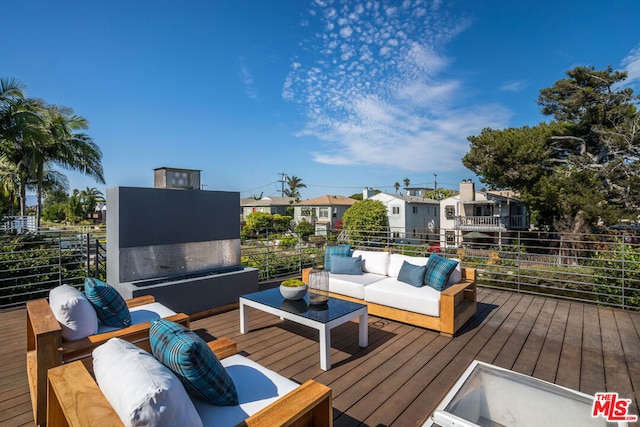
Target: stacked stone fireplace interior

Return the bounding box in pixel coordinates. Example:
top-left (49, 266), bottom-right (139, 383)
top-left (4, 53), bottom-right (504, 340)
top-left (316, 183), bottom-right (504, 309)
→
top-left (106, 170), bottom-right (258, 315)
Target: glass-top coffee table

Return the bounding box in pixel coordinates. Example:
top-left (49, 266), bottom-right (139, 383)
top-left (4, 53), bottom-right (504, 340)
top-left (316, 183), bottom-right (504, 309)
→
top-left (239, 287), bottom-right (368, 370)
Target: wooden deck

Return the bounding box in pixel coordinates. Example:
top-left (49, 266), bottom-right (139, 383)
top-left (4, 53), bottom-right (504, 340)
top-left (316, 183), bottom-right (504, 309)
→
top-left (2, 287), bottom-right (640, 426)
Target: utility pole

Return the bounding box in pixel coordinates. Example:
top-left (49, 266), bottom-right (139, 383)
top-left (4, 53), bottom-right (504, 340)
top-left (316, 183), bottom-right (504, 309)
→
top-left (278, 172), bottom-right (287, 197)
top-left (433, 173), bottom-right (438, 191)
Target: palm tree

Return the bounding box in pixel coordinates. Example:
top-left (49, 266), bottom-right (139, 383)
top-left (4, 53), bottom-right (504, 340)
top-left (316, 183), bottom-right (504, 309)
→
top-left (1, 79), bottom-right (104, 227)
top-left (0, 78), bottom-right (24, 108)
top-left (284, 175), bottom-right (307, 200)
top-left (394, 182), bottom-right (400, 193)
top-left (80, 187), bottom-right (104, 218)
top-left (33, 104), bottom-right (105, 227)
top-left (0, 97), bottom-right (44, 216)
top-left (0, 157), bottom-right (21, 216)
top-left (403, 178), bottom-right (410, 189)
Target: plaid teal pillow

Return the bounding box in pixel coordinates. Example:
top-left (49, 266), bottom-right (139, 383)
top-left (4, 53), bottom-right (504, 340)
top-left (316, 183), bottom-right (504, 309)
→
top-left (84, 278), bottom-right (131, 328)
top-left (324, 244), bottom-right (352, 270)
top-left (150, 319), bottom-right (239, 406)
top-left (424, 254), bottom-right (459, 291)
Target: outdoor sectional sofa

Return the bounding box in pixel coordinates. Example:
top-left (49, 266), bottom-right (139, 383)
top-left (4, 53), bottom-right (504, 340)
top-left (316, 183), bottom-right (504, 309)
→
top-left (26, 286), bottom-right (189, 425)
top-left (303, 248), bottom-right (477, 336)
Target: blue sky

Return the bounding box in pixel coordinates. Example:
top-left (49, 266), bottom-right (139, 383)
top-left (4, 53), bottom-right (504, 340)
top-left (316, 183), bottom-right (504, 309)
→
top-left (3, 0), bottom-right (640, 200)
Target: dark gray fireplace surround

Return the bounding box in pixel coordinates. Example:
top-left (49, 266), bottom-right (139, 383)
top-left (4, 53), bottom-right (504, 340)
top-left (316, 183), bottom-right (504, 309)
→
top-left (106, 186), bottom-right (258, 315)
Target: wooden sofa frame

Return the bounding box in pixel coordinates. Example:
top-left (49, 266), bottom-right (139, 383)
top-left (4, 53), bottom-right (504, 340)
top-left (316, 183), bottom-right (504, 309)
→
top-left (303, 267), bottom-right (477, 337)
top-left (27, 295), bottom-right (190, 425)
top-left (46, 337), bottom-right (333, 427)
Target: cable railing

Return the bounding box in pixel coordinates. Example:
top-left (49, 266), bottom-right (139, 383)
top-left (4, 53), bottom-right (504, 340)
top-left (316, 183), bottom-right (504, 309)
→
top-left (1, 227), bottom-right (639, 311)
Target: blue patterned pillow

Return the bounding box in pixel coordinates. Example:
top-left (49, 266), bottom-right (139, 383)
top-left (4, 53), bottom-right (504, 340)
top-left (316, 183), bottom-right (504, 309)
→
top-left (324, 244), bottom-right (352, 270)
top-left (397, 261), bottom-right (426, 287)
top-left (150, 319), bottom-right (238, 406)
top-left (84, 278), bottom-right (131, 328)
top-left (424, 253), bottom-right (459, 291)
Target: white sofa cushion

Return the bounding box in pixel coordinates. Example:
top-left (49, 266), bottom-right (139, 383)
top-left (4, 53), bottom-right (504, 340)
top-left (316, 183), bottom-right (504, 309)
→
top-left (97, 302), bottom-right (177, 334)
top-left (93, 338), bottom-right (203, 427)
top-left (49, 284), bottom-right (99, 341)
top-left (193, 354), bottom-right (299, 426)
top-left (388, 254), bottom-right (430, 278)
top-left (364, 278), bottom-right (441, 317)
top-left (352, 250), bottom-right (390, 276)
top-left (329, 272), bottom-right (387, 299)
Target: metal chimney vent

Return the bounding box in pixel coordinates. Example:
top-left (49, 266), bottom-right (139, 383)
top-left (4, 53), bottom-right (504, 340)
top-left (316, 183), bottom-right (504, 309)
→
top-left (154, 167), bottom-right (201, 190)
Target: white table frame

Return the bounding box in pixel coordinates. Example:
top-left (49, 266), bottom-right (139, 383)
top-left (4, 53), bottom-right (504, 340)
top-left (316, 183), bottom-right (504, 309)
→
top-left (239, 296), bottom-right (368, 370)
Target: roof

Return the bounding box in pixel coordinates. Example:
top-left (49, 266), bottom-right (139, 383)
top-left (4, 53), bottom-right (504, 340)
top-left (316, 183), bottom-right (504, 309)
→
top-left (240, 196), bottom-right (297, 207)
top-left (370, 192), bottom-right (439, 204)
top-left (296, 195), bottom-right (358, 206)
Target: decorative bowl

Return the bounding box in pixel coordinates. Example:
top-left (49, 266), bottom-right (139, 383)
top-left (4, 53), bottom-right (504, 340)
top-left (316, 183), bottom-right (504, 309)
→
top-left (279, 284), bottom-right (307, 300)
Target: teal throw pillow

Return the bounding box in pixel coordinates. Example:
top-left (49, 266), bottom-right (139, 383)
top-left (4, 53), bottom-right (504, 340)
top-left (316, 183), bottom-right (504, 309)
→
top-left (324, 244), bottom-right (352, 270)
top-left (150, 319), bottom-right (239, 406)
top-left (424, 253), bottom-right (459, 291)
top-left (84, 278), bottom-right (132, 328)
top-left (397, 261), bottom-right (427, 287)
top-left (331, 255), bottom-right (363, 275)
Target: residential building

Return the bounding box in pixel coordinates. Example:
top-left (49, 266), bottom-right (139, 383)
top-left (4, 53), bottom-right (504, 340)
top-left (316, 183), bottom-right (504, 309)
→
top-left (365, 191), bottom-right (440, 244)
top-left (240, 196), bottom-right (296, 223)
top-left (405, 186), bottom-right (433, 198)
top-left (293, 195), bottom-right (358, 235)
top-left (440, 180), bottom-right (530, 248)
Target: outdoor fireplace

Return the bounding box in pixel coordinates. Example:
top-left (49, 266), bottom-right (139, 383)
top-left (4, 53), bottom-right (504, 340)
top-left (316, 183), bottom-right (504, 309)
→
top-left (106, 182), bottom-right (258, 315)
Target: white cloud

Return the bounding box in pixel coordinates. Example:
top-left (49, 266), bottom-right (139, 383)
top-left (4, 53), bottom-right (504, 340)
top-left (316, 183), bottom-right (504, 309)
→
top-left (284, 0), bottom-right (510, 174)
top-left (621, 44), bottom-right (640, 86)
top-left (500, 80), bottom-right (528, 92)
top-left (239, 63), bottom-right (257, 99)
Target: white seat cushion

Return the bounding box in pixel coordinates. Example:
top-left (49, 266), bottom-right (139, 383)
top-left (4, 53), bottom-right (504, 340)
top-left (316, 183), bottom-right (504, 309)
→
top-left (329, 272), bottom-right (386, 299)
top-left (364, 278), bottom-right (441, 317)
top-left (193, 354), bottom-right (299, 426)
top-left (352, 250), bottom-right (390, 276)
top-left (97, 302), bottom-right (177, 334)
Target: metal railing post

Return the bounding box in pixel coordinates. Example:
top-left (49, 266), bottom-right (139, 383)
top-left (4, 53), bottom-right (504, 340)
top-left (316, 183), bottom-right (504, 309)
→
top-left (622, 239), bottom-right (626, 310)
top-left (517, 231), bottom-right (521, 293)
top-left (86, 233), bottom-right (91, 278)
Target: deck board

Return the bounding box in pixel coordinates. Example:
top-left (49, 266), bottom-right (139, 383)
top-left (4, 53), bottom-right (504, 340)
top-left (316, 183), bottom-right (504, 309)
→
top-left (2, 288), bottom-right (640, 426)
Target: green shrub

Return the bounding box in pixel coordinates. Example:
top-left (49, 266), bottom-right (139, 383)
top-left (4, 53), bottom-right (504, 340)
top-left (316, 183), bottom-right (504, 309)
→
top-left (295, 221), bottom-right (314, 239)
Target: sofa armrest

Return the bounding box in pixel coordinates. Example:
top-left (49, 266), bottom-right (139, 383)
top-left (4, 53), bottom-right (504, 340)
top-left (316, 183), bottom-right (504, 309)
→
top-left (47, 361), bottom-right (122, 427)
top-left (208, 337), bottom-right (238, 359)
top-left (61, 312), bottom-right (191, 362)
top-left (125, 295), bottom-right (156, 308)
top-left (439, 274), bottom-right (477, 336)
top-left (26, 299), bottom-right (62, 352)
top-left (241, 380), bottom-right (333, 427)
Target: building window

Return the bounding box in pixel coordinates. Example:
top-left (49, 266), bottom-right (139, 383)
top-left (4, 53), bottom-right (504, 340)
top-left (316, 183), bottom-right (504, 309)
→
top-left (412, 206), bottom-right (418, 214)
top-left (445, 205), bottom-right (455, 219)
top-left (319, 207), bottom-right (329, 218)
top-left (446, 230), bottom-right (455, 244)
top-left (332, 207), bottom-right (337, 218)
top-left (301, 207), bottom-right (311, 216)
top-left (392, 206), bottom-right (400, 215)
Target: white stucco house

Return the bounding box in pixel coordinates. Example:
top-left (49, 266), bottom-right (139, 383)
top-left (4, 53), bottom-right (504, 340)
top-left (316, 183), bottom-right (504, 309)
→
top-left (364, 189), bottom-right (440, 244)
